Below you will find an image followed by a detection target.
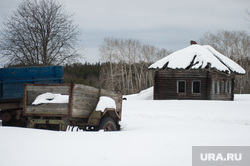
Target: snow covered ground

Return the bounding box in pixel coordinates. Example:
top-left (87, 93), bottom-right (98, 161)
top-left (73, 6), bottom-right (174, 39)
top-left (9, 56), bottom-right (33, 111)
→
top-left (1, 89), bottom-right (250, 166)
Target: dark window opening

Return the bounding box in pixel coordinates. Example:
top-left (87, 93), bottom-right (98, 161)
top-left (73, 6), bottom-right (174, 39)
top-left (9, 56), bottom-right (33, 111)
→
top-left (177, 81), bottom-right (186, 93)
top-left (192, 81), bottom-right (201, 93)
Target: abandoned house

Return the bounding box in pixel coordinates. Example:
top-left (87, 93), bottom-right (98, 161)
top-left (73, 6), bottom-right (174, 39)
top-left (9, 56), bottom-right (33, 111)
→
top-left (148, 42), bottom-right (245, 100)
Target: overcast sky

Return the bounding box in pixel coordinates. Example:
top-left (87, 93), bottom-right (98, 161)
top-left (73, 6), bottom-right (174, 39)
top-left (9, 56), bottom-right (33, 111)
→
top-left (0, 0), bottom-right (249, 63)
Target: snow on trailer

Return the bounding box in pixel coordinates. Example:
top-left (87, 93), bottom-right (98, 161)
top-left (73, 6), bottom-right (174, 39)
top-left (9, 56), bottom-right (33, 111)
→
top-left (32, 92), bottom-right (69, 105)
top-left (23, 84), bottom-right (122, 131)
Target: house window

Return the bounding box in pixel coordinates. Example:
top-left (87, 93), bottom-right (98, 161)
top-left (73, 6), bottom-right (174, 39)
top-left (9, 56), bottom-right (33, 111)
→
top-left (192, 80), bottom-right (201, 93)
top-left (221, 81), bottom-right (225, 93)
top-left (216, 81), bottom-right (220, 94)
top-left (177, 80), bottom-right (186, 93)
top-left (229, 81), bottom-right (232, 93)
top-left (225, 81), bottom-right (228, 93)
top-left (211, 81), bottom-right (215, 94)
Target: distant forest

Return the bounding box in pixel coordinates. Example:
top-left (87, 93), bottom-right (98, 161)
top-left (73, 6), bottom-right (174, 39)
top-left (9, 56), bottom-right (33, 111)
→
top-left (4, 30), bottom-right (250, 95)
top-left (63, 60), bottom-right (250, 95)
top-left (64, 33), bottom-right (250, 95)
top-left (63, 62), bottom-right (156, 95)
top-left (64, 62), bottom-right (102, 87)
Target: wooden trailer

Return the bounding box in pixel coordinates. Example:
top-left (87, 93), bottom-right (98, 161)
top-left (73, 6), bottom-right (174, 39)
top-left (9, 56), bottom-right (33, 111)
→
top-left (23, 84), bottom-right (122, 131)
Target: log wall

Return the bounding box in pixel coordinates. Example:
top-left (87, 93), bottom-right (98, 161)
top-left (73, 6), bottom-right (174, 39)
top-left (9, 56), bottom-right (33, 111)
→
top-left (153, 70), bottom-right (235, 100)
top-left (154, 70), bottom-right (208, 100)
top-left (207, 71), bottom-right (235, 100)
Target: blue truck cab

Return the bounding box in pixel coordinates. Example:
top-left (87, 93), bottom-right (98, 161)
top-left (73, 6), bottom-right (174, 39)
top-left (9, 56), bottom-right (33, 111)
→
top-left (0, 66), bottom-right (64, 126)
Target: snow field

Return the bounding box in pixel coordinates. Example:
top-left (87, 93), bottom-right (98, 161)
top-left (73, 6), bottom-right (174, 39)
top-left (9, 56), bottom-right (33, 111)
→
top-left (1, 94), bottom-right (250, 166)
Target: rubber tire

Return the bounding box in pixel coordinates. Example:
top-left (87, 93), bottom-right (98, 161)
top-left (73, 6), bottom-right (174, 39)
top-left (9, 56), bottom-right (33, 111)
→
top-left (98, 117), bottom-right (118, 131)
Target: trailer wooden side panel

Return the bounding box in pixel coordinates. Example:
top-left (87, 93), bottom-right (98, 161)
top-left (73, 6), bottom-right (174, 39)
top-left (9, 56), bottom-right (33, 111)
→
top-left (24, 84), bottom-right (71, 116)
top-left (24, 84), bottom-right (123, 119)
top-left (71, 84), bottom-right (99, 118)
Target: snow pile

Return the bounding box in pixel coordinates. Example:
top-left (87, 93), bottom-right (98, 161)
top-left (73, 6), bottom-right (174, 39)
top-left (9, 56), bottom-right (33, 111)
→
top-left (32, 92), bottom-right (69, 105)
top-left (124, 86), bottom-right (153, 100)
top-left (148, 44), bottom-right (245, 74)
top-left (95, 96), bottom-right (116, 112)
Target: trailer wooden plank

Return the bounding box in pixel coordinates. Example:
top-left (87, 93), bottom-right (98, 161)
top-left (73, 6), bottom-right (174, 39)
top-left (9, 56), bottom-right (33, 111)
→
top-left (71, 84), bottom-right (99, 117)
top-left (25, 103), bottom-right (69, 115)
top-left (24, 83), bottom-right (123, 120)
top-left (24, 84), bottom-right (71, 116)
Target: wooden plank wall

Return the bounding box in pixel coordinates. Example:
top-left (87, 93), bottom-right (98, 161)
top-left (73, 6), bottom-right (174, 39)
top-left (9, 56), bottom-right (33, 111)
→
top-left (154, 69), bottom-right (235, 100)
top-left (24, 84), bottom-right (71, 116)
top-left (154, 70), bottom-right (208, 100)
top-left (71, 84), bottom-right (99, 118)
top-left (208, 71), bottom-right (235, 100)
top-left (71, 84), bottom-right (122, 118)
top-left (24, 84), bottom-right (123, 118)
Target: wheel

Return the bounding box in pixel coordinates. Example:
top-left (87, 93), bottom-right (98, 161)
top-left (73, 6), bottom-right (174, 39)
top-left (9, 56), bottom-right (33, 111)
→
top-left (98, 117), bottom-right (118, 131)
top-left (1, 110), bottom-right (26, 127)
top-left (1, 112), bottom-right (11, 122)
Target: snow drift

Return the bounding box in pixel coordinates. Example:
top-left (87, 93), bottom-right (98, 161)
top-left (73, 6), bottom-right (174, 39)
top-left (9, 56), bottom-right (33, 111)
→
top-left (123, 86), bottom-right (153, 100)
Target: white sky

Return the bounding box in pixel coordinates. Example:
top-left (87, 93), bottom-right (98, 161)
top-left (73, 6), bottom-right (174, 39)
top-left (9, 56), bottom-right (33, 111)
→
top-left (0, 0), bottom-right (249, 63)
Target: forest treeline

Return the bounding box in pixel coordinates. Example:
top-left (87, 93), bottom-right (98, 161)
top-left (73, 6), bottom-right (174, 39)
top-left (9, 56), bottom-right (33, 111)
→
top-left (64, 38), bottom-right (171, 95)
top-left (64, 30), bottom-right (250, 95)
top-left (64, 61), bottom-right (156, 94)
top-left (4, 31), bottom-right (250, 95)
top-left (63, 59), bottom-right (250, 95)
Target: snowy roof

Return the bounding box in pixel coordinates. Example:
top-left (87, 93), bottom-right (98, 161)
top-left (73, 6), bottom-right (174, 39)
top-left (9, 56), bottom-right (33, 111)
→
top-left (148, 44), bottom-right (245, 75)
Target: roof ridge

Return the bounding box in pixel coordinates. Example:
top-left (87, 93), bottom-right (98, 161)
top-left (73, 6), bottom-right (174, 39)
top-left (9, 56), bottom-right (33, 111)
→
top-left (204, 45), bottom-right (245, 75)
top-left (204, 46), bottom-right (231, 74)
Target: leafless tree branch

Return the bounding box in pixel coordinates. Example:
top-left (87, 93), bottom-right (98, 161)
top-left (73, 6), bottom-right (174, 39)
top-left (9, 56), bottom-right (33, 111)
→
top-left (0, 0), bottom-right (80, 66)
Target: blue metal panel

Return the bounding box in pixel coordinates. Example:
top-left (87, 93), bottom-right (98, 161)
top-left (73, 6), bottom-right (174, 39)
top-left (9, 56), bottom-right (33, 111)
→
top-left (0, 66), bottom-right (64, 100)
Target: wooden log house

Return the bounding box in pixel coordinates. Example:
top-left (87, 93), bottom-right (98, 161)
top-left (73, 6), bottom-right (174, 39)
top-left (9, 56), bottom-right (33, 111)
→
top-left (148, 42), bottom-right (245, 100)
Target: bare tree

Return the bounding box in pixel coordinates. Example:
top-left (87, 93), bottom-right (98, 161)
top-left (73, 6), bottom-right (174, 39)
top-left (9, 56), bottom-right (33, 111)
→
top-left (99, 38), bottom-right (119, 91)
top-left (100, 38), bottom-right (170, 94)
top-left (0, 0), bottom-right (80, 66)
top-left (200, 30), bottom-right (250, 93)
top-left (246, 9), bottom-right (250, 23)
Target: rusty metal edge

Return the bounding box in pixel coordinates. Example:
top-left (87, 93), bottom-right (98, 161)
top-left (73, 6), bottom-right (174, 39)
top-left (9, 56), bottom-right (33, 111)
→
top-left (68, 84), bottom-right (74, 117)
top-left (22, 84), bottom-right (28, 116)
